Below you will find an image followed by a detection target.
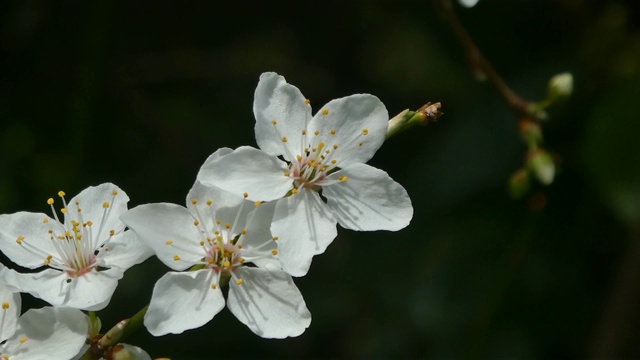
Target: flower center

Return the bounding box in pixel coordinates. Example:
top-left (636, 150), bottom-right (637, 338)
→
top-left (174, 198), bottom-right (279, 288)
top-left (15, 190), bottom-right (120, 279)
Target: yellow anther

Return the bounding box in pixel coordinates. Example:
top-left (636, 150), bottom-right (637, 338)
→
top-left (281, 137), bottom-right (287, 143)
top-left (58, 191), bottom-right (66, 197)
top-left (272, 236), bottom-right (279, 241)
top-left (206, 200), bottom-right (212, 206)
top-left (19, 336), bottom-right (27, 344)
top-left (305, 99), bottom-right (310, 105)
top-left (42, 218), bottom-right (48, 223)
top-left (165, 240), bottom-right (173, 245)
top-left (302, 130), bottom-right (307, 135)
top-left (214, 230), bottom-right (220, 235)
top-left (254, 201), bottom-right (261, 207)
top-left (239, 257), bottom-right (245, 263)
top-left (224, 223), bottom-right (231, 229)
top-left (362, 128), bottom-right (369, 135)
top-left (75, 201), bottom-right (79, 205)
top-left (322, 108), bottom-right (329, 115)
top-left (271, 249), bottom-right (278, 255)
top-left (333, 144), bottom-right (338, 150)
top-left (112, 190), bottom-right (118, 196)
top-left (284, 171), bottom-right (290, 177)
top-left (358, 142), bottom-right (363, 147)
top-left (200, 241), bottom-right (205, 246)
top-left (291, 188), bottom-right (298, 194)
top-left (296, 155), bottom-right (302, 161)
top-left (71, 220), bottom-right (79, 227)
top-left (271, 120), bottom-right (277, 125)
top-left (77, 208), bottom-right (82, 213)
top-left (243, 192), bottom-right (249, 198)
top-left (207, 258), bottom-right (214, 264)
top-left (65, 231), bottom-right (71, 237)
top-left (191, 199), bottom-right (197, 205)
top-left (47, 198), bottom-right (54, 205)
top-left (217, 236), bottom-right (223, 241)
top-left (241, 229), bottom-right (247, 235)
top-left (223, 260), bottom-right (231, 268)
top-left (315, 130), bottom-right (320, 136)
top-left (211, 283), bottom-right (217, 289)
top-left (339, 176), bottom-right (348, 182)
top-left (330, 129), bottom-right (336, 135)
top-left (86, 221), bottom-right (93, 227)
top-left (16, 236), bottom-right (24, 245)
top-left (102, 202), bottom-right (109, 208)
top-left (109, 229), bottom-right (115, 237)
top-left (235, 278), bottom-right (243, 285)
top-left (331, 159), bottom-right (337, 164)
top-left (193, 220), bottom-right (200, 226)
top-left (2, 302), bottom-right (9, 309)
top-left (61, 208), bottom-right (67, 214)
top-left (173, 255), bottom-right (181, 261)
top-left (44, 255), bottom-right (52, 266)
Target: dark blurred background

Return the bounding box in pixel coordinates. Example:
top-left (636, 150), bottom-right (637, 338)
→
top-left (2, 0), bottom-right (640, 358)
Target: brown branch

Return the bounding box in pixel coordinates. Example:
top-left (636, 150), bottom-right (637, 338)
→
top-left (433, 0), bottom-right (531, 118)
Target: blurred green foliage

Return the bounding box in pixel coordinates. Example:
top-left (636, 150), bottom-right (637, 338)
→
top-left (1, 0), bottom-right (640, 357)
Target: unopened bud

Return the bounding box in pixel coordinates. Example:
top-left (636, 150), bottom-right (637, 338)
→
top-left (546, 72), bottom-right (573, 103)
top-left (509, 168), bottom-right (530, 199)
top-left (519, 119), bottom-right (542, 145)
top-left (527, 149), bottom-right (555, 185)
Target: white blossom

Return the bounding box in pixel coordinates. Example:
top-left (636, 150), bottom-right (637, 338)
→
top-left (0, 183), bottom-right (153, 310)
top-left (0, 282), bottom-right (87, 360)
top-left (121, 156), bottom-right (311, 338)
top-left (197, 72), bottom-right (413, 276)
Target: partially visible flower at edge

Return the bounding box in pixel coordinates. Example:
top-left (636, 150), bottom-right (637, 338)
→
top-left (197, 72), bottom-right (413, 276)
top-left (0, 183), bottom-right (154, 311)
top-left (0, 281), bottom-right (87, 359)
top-left (459, 0), bottom-right (479, 8)
top-left (121, 151), bottom-right (311, 339)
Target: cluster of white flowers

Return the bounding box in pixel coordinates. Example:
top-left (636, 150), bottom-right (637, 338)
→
top-left (0, 72), bottom-right (413, 358)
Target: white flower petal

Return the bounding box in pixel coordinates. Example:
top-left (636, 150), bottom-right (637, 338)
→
top-left (120, 203), bottom-right (204, 270)
top-left (307, 94), bottom-right (388, 166)
top-left (23, 268), bottom-right (121, 311)
top-left (2, 307), bottom-right (87, 360)
top-left (254, 72), bottom-right (311, 159)
top-left (0, 283), bottom-right (21, 343)
top-left (197, 146), bottom-right (292, 202)
top-left (240, 201), bottom-right (280, 269)
top-left (324, 163), bottom-right (413, 231)
top-left (187, 181), bottom-right (252, 232)
top-left (67, 183), bottom-right (128, 240)
top-left (144, 270), bottom-right (224, 336)
top-left (102, 230), bottom-right (154, 272)
top-left (228, 267), bottom-right (311, 338)
top-left (272, 189), bottom-right (337, 276)
top-left (0, 212), bottom-right (62, 268)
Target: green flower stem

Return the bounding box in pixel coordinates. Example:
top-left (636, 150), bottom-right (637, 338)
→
top-left (79, 306), bottom-right (149, 360)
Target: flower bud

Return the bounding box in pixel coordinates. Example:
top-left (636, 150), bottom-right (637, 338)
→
top-left (546, 72), bottom-right (573, 103)
top-left (519, 119), bottom-right (542, 145)
top-left (509, 168), bottom-right (530, 199)
top-left (527, 149), bottom-right (555, 185)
